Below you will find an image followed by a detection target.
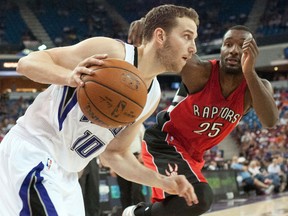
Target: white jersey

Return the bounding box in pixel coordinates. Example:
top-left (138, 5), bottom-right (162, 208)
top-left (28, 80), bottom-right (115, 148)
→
top-left (12, 43), bottom-right (161, 173)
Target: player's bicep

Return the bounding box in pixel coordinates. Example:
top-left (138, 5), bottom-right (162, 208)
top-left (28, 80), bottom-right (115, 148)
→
top-left (44, 46), bottom-right (83, 70)
top-left (46, 37), bottom-right (125, 69)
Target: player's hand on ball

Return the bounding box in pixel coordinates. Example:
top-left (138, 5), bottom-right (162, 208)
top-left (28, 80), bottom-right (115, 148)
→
top-left (68, 54), bottom-right (108, 87)
top-left (162, 175), bottom-right (198, 206)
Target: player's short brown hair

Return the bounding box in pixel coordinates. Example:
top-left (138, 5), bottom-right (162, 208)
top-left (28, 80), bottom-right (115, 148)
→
top-left (143, 4), bottom-right (199, 43)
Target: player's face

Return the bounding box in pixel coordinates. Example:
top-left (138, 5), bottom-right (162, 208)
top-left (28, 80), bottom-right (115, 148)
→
top-left (156, 17), bottom-right (198, 73)
top-left (220, 29), bottom-right (253, 74)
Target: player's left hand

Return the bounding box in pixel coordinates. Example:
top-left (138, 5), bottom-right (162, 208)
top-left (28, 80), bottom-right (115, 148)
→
top-left (241, 38), bottom-right (259, 74)
top-left (69, 54), bottom-right (108, 87)
top-left (161, 175), bottom-right (199, 206)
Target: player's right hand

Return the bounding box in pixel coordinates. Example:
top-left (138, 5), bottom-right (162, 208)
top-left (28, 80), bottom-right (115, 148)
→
top-left (127, 18), bottom-right (145, 47)
top-left (161, 175), bottom-right (199, 206)
top-left (68, 54), bottom-right (108, 87)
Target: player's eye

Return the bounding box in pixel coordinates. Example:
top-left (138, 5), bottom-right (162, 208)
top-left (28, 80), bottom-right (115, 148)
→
top-left (184, 34), bottom-right (191, 40)
top-left (225, 42), bottom-right (232, 47)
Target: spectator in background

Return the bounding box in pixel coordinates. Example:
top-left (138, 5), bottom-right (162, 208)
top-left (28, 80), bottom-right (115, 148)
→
top-left (268, 156), bottom-right (287, 192)
top-left (231, 156), bottom-right (274, 195)
top-left (248, 159), bottom-right (281, 192)
top-left (278, 155), bottom-right (288, 191)
top-left (206, 160), bottom-right (218, 171)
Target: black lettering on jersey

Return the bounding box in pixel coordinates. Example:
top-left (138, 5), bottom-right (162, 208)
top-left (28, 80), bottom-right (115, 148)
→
top-left (80, 115), bottom-right (90, 123)
top-left (71, 130), bottom-right (106, 158)
top-left (79, 115), bottom-right (125, 135)
top-left (58, 86), bottom-right (77, 131)
top-left (109, 127), bottom-right (124, 136)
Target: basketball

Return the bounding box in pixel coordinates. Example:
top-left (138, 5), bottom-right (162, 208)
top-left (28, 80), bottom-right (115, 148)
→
top-left (77, 58), bottom-right (147, 128)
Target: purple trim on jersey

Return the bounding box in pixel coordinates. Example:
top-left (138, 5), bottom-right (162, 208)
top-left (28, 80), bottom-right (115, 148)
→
top-left (58, 86), bottom-right (78, 131)
top-left (19, 162), bottom-right (57, 215)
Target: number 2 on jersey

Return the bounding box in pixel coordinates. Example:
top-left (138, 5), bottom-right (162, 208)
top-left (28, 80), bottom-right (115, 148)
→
top-left (194, 122), bottom-right (223, 137)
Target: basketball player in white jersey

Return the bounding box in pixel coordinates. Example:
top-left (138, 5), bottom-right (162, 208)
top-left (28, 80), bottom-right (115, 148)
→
top-left (0, 4), bottom-right (199, 216)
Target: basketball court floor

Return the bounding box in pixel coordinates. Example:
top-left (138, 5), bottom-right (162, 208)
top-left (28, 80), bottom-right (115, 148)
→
top-left (203, 192), bottom-right (288, 216)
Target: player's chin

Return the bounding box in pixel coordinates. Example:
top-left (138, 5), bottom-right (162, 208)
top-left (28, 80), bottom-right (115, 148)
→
top-left (173, 61), bottom-right (187, 73)
top-left (225, 65), bottom-right (242, 74)
top-left (179, 61), bottom-right (188, 71)
top-left (173, 66), bottom-right (184, 74)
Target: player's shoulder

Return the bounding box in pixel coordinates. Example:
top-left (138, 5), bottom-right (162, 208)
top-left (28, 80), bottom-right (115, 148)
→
top-left (181, 54), bottom-right (211, 73)
top-left (180, 54), bottom-right (212, 85)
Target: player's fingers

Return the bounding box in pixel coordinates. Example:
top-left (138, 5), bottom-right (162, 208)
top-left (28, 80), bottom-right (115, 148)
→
top-left (91, 54), bottom-right (108, 62)
top-left (184, 189), bottom-right (198, 206)
top-left (76, 66), bottom-right (94, 76)
top-left (189, 186), bottom-right (199, 204)
top-left (70, 66), bottom-right (93, 87)
top-left (242, 39), bottom-right (258, 58)
top-left (91, 53), bottom-right (108, 59)
top-left (185, 187), bottom-right (199, 205)
top-left (177, 176), bottom-right (198, 206)
top-left (78, 54), bottom-right (108, 67)
top-left (249, 39), bottom-right (259, 56)
top-left (74, 76), bottom-right (84, 87)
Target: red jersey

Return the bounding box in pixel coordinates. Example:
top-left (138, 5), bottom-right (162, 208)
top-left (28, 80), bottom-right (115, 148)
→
top-left (162, 60), bottom-right (247, 162)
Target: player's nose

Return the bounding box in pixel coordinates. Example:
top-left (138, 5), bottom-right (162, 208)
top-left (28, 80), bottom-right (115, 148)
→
top-left (189, 42), bottom-right (197, 54)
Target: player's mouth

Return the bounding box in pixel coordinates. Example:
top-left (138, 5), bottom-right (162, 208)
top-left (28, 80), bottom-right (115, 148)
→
top-left (182, 55), bottom-right (191, 62)
top-left (226, 57), bottom-right (240, 66)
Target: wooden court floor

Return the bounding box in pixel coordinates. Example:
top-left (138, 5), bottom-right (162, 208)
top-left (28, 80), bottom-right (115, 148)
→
top-left (203, 193), bottom-right (288, 216)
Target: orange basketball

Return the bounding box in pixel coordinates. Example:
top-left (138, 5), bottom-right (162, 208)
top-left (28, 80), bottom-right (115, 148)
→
top-left (77, 58), bottom-right (147, 128)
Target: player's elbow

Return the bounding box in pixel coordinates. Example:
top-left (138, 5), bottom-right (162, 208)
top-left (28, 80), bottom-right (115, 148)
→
top-left (261, 117), bottom-right (279, 129)
top-left (16, 56), bottom-right (29, 75)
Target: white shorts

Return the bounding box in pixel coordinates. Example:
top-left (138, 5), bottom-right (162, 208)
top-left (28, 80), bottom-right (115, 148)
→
top-left (0, 131), bottom-right (85, 216)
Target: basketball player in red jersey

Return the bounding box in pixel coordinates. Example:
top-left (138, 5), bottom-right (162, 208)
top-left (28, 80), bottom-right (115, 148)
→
top-left (123, 23), bottom-right (279, 216)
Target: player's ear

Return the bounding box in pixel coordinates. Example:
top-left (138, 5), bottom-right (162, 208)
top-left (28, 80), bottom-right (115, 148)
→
top-left (154, 28), bottom-right (166, 46)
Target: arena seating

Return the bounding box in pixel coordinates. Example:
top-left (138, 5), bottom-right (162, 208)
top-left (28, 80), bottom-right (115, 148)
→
top-left (1, 0), bottom-right (288, 55)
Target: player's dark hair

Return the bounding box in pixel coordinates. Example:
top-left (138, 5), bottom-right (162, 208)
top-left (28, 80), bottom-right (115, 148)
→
top-left (225, 25), bottom-right (255, 38)
top-left (143, 4), bottom-right (199, 43)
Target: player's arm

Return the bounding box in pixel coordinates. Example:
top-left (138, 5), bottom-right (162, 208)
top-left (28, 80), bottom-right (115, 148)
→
top-left (241, 38), bottom-right (279, 128)
top-left (16, 37), bottom-right (124, 87)
top-left (100, 103), bottom-right (198, 206)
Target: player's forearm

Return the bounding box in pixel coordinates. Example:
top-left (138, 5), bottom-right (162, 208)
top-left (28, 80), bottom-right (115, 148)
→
top-left (244, 71), bottom-right (279, 128)
top-left (17, 51), bottom-right (71, 85)
top-left (101, 150), bottom-right (164, 188)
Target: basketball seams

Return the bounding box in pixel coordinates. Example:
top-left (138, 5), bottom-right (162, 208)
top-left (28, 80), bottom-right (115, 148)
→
top-left (85, 66), bottom-right (147, 89)
top-left (84, 80), bottom-right (145, 108)
top-left (81, 86), bottom-right (129, 125)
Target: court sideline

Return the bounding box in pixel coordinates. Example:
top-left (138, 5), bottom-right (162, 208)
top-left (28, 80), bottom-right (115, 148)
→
top-left (204, 192), bottom-right (288, 216)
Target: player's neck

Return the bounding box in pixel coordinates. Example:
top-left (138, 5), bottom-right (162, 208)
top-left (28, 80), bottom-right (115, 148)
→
top-left (137, 46), bottom-right (167, 85)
